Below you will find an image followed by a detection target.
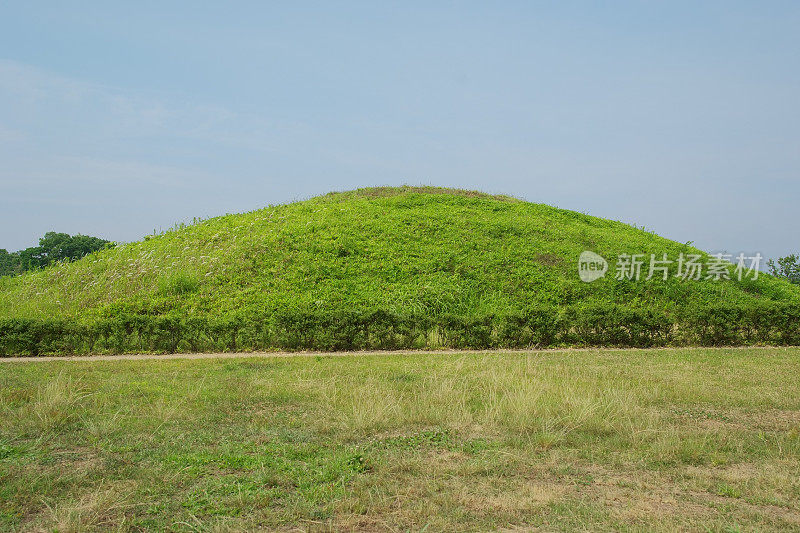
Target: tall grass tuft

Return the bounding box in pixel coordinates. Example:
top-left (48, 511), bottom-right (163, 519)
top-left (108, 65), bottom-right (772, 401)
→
top-left (18, 372), bottom-right (90, 431)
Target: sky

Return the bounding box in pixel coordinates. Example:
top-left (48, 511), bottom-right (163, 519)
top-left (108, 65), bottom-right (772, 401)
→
top-left (1, 2), bottom-right (798, 261)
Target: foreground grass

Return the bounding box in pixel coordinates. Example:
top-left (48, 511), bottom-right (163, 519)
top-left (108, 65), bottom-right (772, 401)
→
top-left (1, 348), bottom-right (799, 531)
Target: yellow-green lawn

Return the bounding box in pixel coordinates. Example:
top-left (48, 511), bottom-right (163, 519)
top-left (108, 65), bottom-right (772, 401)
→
top-left (2, 348), bottom-right (799, 531)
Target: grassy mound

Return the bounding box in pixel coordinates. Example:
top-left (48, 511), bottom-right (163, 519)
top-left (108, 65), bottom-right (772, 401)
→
top-left (1, 186), bottom-right (799, 354)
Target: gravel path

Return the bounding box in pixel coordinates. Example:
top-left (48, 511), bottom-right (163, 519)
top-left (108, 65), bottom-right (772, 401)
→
top-left (0, 345), bottom-right (788, 363)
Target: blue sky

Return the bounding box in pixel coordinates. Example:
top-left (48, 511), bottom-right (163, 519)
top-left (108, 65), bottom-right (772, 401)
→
top-left (1, 2), bottom-right (798, 260)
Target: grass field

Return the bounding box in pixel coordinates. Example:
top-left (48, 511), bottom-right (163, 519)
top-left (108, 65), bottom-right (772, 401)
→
top-left (2, 348), bottom-right (800, 531)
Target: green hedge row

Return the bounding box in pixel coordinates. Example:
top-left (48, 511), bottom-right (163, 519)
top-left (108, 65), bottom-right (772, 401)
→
top-left (1, 303), bottom-right (799, 356)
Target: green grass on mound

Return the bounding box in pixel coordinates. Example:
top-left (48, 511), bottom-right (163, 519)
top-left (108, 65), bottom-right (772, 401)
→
top-left (1, 187), bottom-right (799, 354)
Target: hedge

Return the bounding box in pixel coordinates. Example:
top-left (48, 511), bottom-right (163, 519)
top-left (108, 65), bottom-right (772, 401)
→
top-left (1, 303), bottom-right (799, 356)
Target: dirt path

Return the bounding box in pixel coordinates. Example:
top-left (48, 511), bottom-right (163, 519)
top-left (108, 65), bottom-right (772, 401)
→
top-left (0, 345), bottom-right (792, 363)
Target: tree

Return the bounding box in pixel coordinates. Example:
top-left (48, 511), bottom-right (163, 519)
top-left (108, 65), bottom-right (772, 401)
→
top-left (768, 254), bottom-right (800, 285)
top-left (36, 232), bottom-right (111, 264)
top-left (0, 232), bottom-right (113, 277)
top-left (0, 249), bottom-right (15, 276)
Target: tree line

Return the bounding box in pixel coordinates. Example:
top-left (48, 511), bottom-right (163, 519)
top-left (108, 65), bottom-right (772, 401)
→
top-left (0, 232), bottom-right (113, 276)
top-left (768, 254), bottom-right (800, 285)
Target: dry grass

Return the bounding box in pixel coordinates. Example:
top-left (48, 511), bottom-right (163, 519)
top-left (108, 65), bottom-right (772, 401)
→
top-left (40, 483), bottom-right (136, 533)
top-left (1, 348), bottom-right (799, 531)
top-left (15, 372), bottom-right (90, 432)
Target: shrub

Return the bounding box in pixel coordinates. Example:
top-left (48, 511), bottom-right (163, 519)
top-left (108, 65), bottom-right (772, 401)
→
top-left (157, 272), bottom-right (200, 297)
top-left (2, 303), bottom-right (799, 356)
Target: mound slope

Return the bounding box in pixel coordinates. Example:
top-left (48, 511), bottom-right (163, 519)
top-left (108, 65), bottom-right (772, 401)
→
top-left (1, 187), bottom-right (799, 354)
